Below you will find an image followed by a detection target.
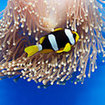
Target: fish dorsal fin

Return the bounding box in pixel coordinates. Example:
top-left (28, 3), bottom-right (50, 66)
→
top-left (63, 43), bottom-right (71, 52)
top-left (53, 28), bottom-right (63, 32)
top-left (39, 36), bottom-right (46, 44)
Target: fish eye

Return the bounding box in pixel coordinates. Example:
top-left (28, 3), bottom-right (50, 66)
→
top-left (73, 33), bottom-right (76, 39)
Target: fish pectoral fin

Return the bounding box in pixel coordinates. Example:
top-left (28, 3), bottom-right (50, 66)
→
top-left (63, 43), bottom-right (71, 52)
top-left (56, 48), bottom-right (64, 53)
top-left (56, 43), bottom-right (71, 53)
top-left (53, 28), bottom-right (63, 32)
top-left (24, 45), bottom-right (39, 57)
top-left (40, 36), bottom-right (46, 44)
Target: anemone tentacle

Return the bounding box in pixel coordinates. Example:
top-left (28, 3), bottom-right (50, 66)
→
top-left (0, 0), bottom-right (105, 86)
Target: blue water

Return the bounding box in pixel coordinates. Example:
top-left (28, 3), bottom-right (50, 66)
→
top-left (0, 1), bottom-right (105, 105)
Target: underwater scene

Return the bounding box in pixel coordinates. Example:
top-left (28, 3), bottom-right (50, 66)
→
top-left (0, 0), bottom-right (105, 105)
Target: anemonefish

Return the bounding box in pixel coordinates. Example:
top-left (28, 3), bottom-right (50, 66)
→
top-left (24, 28), bottom-right (79, 57)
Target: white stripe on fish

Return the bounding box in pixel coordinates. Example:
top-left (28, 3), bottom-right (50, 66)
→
top-left (48, 34), bottom-right (59, 51)
top-left (65, 29), bottom-right (75, 45)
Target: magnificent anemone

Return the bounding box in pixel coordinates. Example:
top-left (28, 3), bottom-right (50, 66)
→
top-left (0, 0), bottom-right (105, 87)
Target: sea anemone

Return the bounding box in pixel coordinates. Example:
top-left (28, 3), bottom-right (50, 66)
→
top-left (0, 0), bottom-right (105, 87)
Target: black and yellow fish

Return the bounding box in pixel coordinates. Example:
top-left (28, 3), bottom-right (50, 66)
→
top-left (24, 28), bottom-right (79, 57)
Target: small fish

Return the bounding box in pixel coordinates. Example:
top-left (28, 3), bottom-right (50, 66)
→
top-left (24, 28), bottom-right (79, 57)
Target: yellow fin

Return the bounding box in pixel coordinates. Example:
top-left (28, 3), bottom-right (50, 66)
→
top-left (56, 48), bottom-right (64, 53)
top-left (40, 36), bottom-right (46, 44)
top-left (40, 49), bottom-right (53, 53)
top-left (63, 43), bottom-right (71, 52)
top-left (53, 28), bottom-right (63, 32)
top-left (56, 43), bottom-right (71, 53)
top-left (24, 45), bottom-right (39, 57)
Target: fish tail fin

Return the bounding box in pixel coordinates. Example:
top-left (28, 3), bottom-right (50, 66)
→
top-left (24, 44), bottom-right (42, 57)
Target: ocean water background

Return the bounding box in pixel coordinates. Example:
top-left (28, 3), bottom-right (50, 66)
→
top-left (0, 1), bottom-right (105, 105)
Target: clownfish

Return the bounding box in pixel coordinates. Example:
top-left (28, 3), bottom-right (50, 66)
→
top-left (24, 28), bottom-right (79, 57)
